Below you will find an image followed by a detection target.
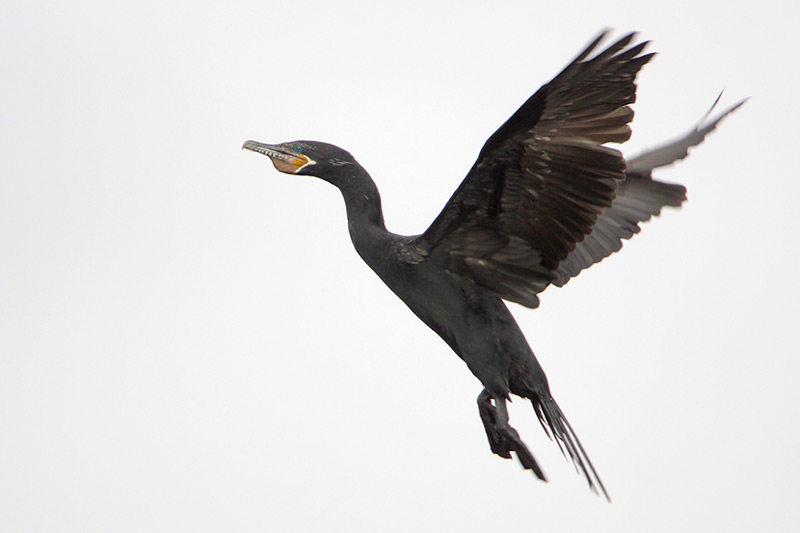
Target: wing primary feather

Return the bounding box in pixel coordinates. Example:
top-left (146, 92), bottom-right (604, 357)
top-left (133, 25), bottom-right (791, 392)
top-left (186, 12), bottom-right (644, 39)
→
top-left (626, 95), bottom-right (747, 175)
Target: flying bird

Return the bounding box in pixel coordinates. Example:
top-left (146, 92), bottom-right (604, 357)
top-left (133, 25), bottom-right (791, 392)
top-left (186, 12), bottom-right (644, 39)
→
top-left (243, 32), bottom-right (743, 499)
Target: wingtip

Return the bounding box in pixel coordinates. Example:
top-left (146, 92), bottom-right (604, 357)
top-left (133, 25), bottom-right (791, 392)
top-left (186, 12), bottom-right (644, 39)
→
top-left (575, 30), bottom-right (611, 62)
top-left (572, 30), bottom-right (650, 66)
top-left (699, 92), bottom-right (748, 130)
top-left (729, 96), bottom-right (750, 112)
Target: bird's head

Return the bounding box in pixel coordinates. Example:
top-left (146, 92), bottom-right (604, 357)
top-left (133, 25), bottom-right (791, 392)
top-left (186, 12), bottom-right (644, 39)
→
top-left (242, 140), bottom-right (358, 182)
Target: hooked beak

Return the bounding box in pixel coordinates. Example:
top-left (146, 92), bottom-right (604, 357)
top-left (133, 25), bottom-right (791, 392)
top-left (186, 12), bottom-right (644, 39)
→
top-left (242, 140), bottom-right (313, 174)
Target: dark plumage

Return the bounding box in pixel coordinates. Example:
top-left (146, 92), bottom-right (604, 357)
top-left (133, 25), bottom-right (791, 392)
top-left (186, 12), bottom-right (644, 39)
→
top-left (243, 32), bottom-right (743, 499)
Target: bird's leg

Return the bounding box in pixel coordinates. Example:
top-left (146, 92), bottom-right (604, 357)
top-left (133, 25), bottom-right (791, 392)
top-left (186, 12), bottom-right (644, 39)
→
top-left (477, 389), bottom-right (512, 459)
top-left (477, 389), bottom-right (547, 481)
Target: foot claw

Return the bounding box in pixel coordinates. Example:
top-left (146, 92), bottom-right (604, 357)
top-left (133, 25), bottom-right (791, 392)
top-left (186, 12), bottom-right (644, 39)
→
top-left (477, 390), bottom-right (546, 480)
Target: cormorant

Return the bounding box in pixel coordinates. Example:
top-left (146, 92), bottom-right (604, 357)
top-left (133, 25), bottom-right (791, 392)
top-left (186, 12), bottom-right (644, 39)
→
top-left (243, 32), bottom-right (744, 499)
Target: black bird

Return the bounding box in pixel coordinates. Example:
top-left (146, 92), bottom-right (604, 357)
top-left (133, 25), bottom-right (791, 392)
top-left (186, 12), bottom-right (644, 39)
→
top-left (243, 32), bottom-right (743, 499)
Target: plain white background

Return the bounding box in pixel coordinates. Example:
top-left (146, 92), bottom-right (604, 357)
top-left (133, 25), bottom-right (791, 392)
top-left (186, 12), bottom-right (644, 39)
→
top-left (2, 1), bottom-right (798, 531)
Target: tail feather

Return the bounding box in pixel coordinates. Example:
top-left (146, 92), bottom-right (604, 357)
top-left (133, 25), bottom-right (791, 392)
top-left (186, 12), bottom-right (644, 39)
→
top-left (533, 396), bottom-right (610, 501)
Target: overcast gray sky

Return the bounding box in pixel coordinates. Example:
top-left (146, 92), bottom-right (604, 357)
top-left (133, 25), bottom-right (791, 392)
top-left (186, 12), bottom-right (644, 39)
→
top-left (2, 1), bottom-right (798, 531)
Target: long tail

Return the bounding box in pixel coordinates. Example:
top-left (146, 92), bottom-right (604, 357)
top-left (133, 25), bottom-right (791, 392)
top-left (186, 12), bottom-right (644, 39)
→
top-left (532, 395), bottom-right (610, 501)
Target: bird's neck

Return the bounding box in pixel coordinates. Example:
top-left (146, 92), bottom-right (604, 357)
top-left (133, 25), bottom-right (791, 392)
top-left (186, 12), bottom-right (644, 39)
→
top-left (333, 166), bottom-right (390, 255)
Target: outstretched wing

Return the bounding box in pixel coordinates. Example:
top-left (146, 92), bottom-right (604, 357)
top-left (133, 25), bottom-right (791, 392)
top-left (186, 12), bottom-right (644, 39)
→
top-left (551, 95), bottom-right (747, 286)
top-left (417, 32), bottom-right (654, 308)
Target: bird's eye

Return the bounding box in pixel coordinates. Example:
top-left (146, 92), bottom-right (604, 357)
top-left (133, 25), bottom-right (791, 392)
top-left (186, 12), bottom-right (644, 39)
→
top-left (293, 144), bottom-right (303, 154)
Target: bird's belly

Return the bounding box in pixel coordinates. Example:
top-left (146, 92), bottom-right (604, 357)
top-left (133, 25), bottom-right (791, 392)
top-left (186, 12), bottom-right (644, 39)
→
top-left (377, 266), bottom-right (523, 395)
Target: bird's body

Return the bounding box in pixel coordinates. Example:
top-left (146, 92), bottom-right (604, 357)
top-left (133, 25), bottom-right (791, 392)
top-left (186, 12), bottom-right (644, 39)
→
top-left (359, 227), bottom-right (545, 402)
top-left (243, 32), bottom-right (743, 498)
top-left (331, 177), bottom-right (523, 399)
